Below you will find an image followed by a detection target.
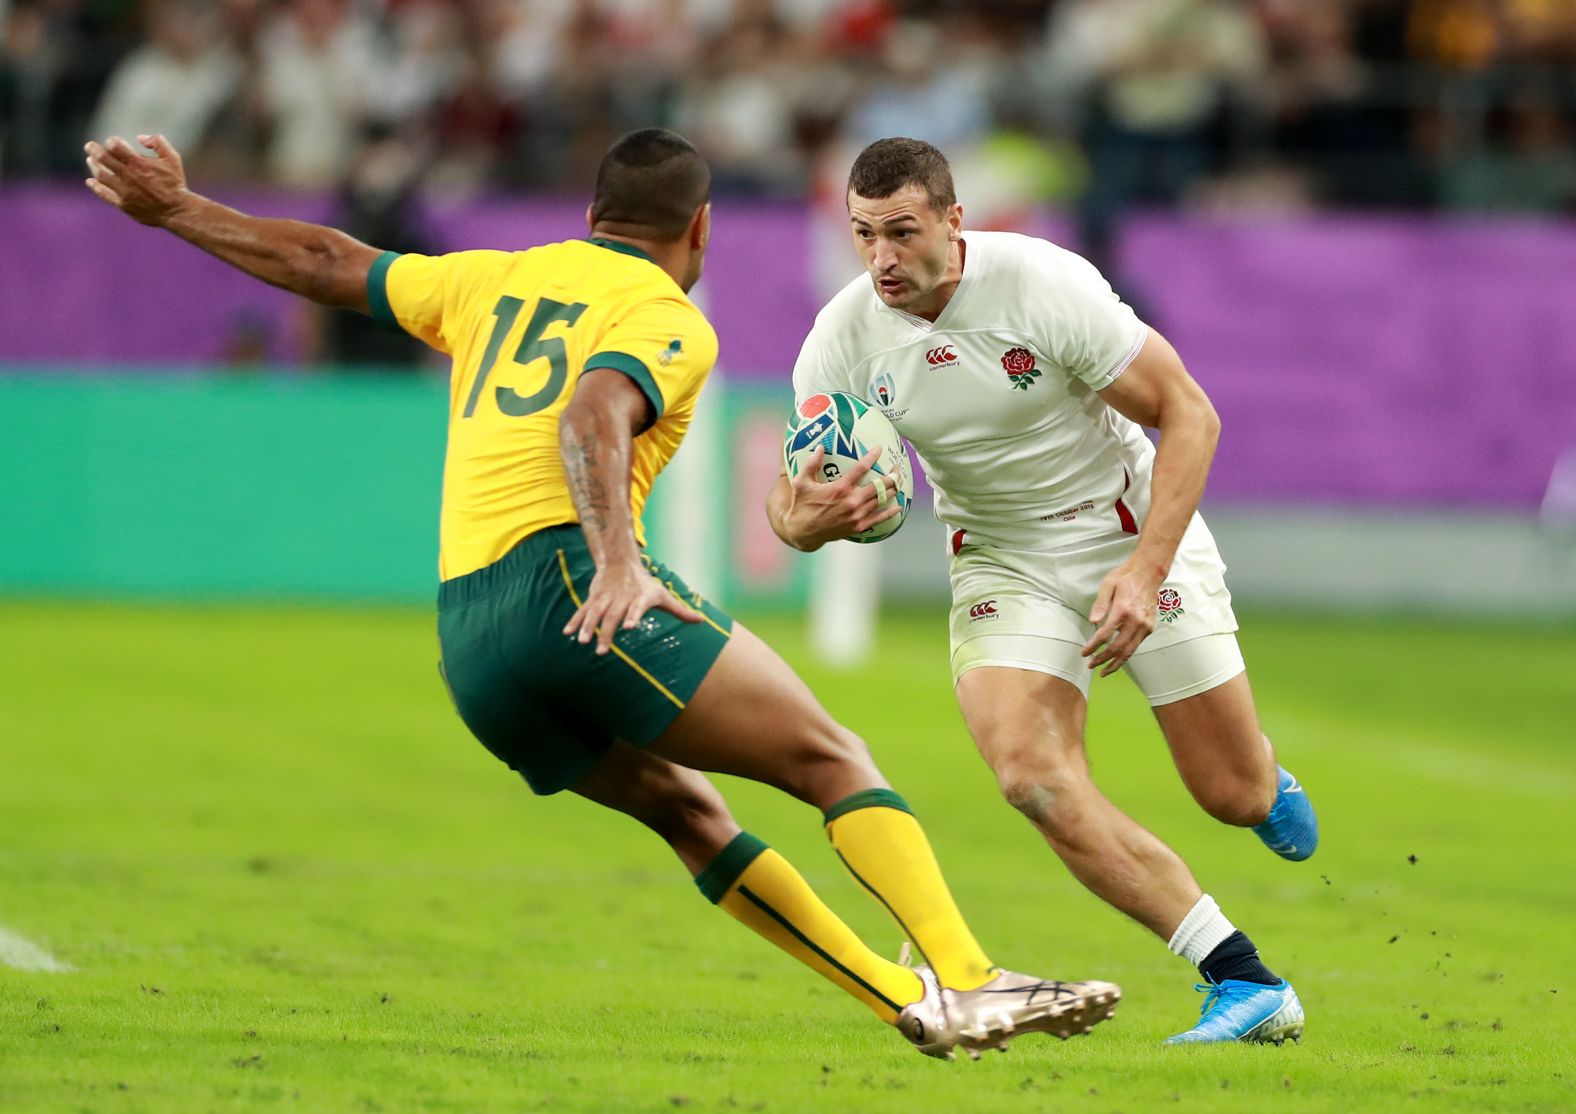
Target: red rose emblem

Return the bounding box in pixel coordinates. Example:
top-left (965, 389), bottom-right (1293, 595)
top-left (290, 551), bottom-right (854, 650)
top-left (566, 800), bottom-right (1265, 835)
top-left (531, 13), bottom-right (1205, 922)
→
top-left (1000, 347), bottom-right (1042, 390)
top-left (1156, 587), bottom-right (1184, 622)
top-left (1001, 347), bottom-right (1035, 375)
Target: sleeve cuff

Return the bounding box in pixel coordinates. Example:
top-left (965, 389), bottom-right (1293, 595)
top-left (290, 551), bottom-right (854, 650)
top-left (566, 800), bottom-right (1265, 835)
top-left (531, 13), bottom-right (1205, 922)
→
top-left (366, 250), bottom-right (405, 335)
top-left (1096, 323), bottom-right (1149, 388)
top-left (585, 351), bottom-right (665, 430)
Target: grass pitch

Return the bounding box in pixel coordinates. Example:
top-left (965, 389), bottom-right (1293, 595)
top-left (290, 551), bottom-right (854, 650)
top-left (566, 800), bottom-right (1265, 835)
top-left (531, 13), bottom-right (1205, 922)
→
top-left (1, 601), bottom-right (1572, 1113)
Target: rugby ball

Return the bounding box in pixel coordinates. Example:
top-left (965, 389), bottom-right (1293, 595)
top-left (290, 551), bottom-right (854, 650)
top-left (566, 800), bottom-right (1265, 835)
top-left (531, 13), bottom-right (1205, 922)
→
top-left (783, 392), bottom-right (914, 543)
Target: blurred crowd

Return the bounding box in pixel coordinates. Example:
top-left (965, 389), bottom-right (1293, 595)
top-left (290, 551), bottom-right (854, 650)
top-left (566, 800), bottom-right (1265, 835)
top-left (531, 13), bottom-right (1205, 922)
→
top-left (4, 0), bottom-right (1575, 219)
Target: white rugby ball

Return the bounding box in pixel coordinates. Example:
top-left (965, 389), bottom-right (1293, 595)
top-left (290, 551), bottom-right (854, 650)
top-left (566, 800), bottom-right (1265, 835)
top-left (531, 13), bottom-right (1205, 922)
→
top-left (782, 391), bottom-right (914, 543)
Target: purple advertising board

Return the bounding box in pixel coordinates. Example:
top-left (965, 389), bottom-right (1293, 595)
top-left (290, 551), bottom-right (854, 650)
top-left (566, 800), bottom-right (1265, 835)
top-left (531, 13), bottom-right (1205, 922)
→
top-left (1118, 215), bottom-right (1576, 509)
top-left (3, 187), bottom-right (1574, 508)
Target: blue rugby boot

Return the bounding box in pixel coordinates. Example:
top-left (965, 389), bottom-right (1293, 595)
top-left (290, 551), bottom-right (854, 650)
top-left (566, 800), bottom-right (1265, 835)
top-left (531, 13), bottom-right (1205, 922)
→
top-left (1164, 978), bottom-right (1305, 1045)
top-left (1252, 766), bottom-right (1318, 861)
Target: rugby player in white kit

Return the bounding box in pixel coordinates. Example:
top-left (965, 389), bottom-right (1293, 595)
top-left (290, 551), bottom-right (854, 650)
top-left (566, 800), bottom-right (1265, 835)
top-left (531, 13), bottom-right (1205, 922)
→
top-left (767, 138), bottom-right (1319, 1044)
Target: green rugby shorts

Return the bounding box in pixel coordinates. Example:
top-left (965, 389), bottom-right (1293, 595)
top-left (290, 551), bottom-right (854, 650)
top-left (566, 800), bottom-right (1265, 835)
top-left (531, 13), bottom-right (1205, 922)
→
top-left (437, 524), bottom-right (734, 795)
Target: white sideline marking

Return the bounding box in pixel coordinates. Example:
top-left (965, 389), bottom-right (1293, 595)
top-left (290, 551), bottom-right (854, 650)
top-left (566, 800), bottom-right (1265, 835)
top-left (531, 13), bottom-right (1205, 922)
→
top-left (0, 925), bottom-right (72, 972)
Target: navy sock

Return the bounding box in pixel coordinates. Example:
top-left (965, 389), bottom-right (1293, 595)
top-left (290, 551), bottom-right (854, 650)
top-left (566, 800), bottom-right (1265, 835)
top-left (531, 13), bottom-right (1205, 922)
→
top-left (1199, 930), bottom-right (1279, 986)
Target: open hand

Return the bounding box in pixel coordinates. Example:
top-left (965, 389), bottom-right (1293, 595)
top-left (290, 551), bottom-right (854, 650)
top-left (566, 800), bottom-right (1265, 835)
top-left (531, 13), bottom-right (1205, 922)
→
top-left (83, 134), bottom-right (191, 227)
top-left (1081, 556), bottom-right (1166, 676)
top-left (780, 446), bottom-right (900, 550)
top-left (563, 560), bottom-right (703, 656)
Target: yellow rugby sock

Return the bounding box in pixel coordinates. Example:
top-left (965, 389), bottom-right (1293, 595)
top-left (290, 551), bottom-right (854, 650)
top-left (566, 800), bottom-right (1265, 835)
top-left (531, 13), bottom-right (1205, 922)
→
top-left (695, 832), bottom-right (923, 1023)
top-left (824, 789), bottom-right (996, 990)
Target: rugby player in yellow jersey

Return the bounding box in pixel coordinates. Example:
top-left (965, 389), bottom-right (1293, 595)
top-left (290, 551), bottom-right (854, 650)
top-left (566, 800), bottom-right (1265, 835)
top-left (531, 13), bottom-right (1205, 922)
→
top-left (84, 127), bottom-right (1120, 1059)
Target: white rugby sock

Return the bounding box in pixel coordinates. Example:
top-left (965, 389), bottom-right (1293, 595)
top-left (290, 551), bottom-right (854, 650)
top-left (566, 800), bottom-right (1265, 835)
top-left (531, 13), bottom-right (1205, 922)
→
top-left (1167, 894), bottom-right (1237, 966)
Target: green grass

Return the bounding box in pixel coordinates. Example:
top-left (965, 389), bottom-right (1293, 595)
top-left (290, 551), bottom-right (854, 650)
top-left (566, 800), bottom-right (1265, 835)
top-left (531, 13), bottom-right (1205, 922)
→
top-left (1, 601), bottom-right (1572, 1113)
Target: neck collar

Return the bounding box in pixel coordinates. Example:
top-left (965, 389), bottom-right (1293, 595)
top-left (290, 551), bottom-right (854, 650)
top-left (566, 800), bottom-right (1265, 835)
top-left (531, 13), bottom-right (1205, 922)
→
top-left (587, 237), bottom-right (657, 265)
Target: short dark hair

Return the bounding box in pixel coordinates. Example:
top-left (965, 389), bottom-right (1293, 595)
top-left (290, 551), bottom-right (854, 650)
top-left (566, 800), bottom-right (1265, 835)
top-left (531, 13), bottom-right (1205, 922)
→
top-left (847, 137), bottom-right (956, 213)
top-left (591, 129), bottom-right (711, 241)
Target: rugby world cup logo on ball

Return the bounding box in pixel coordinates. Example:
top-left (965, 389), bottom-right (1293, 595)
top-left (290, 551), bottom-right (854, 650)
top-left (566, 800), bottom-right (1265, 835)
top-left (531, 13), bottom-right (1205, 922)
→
top-left (783, 392), bottom-right (915, 543)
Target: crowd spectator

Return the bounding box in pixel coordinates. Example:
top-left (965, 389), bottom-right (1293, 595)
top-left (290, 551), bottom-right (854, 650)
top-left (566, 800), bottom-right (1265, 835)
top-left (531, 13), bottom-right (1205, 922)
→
top-left (2, 0), bottom-right (1573, 220)
top-left (2, 0), bottom-right (139, 177)
top-left (257, 0), bottom-right (384, 187)
top-left (674, 4), bottom-right (801, 192)
top-left (313, 123), bottom-right (436, 367)
top-left (89, 1), bottom-right (241, 155)
top-left (1049, 0), bottom-right (1268, 255)
top-left (1439, 87), bottom-right (1576, 212)
top-left (842, 17), bottom-right (994, 152)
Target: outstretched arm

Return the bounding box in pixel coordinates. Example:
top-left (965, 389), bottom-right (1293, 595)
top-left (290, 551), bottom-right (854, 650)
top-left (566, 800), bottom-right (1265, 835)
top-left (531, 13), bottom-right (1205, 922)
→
top-left (559, 370), bottom-right (703, 655)
top-left (84, 134), bottom-right (379, 310)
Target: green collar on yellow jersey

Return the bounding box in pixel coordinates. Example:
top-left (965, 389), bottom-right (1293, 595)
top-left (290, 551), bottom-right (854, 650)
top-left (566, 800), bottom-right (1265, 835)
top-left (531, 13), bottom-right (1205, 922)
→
top-left (587, 237), bottom-right (657, 265)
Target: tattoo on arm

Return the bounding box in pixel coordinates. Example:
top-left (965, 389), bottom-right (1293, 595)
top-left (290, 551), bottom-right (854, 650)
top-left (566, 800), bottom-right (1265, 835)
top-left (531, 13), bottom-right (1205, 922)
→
top-left (563, 429), bottom-right (610, 535)
top-left (558, 378), bottom-right (641, 569)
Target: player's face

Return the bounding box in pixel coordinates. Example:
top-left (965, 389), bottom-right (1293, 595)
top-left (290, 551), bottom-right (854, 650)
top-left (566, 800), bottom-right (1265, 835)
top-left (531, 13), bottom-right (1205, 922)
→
top-left (848, 184), bottom-right (962, 317)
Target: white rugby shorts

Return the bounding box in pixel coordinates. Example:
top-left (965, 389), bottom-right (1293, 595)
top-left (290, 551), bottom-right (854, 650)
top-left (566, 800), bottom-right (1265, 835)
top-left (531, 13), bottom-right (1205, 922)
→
top-left (947, 514), bottom-right (1244, 707)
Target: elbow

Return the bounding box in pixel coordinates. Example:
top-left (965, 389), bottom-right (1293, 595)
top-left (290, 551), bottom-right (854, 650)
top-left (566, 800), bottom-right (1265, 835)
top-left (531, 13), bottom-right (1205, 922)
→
top-left (1200, 397), bottom-right (1222, 447)
top-left (558, 397), bottom-right (605, 452)
top-left (1175, 382), bottom-right (1221, 448)
top-left (557, 406), bottom-right (590, 475)
top-left (558, 402), bottom-right (587, 445)
top-left (1154, 389), bottom-right (1220, 447)
top-left (295, 234), bottom-right (363, 308)
top-left (287, 240), bottom-right (336, 305)
top-left (765, 483), bottom-right (796, 549)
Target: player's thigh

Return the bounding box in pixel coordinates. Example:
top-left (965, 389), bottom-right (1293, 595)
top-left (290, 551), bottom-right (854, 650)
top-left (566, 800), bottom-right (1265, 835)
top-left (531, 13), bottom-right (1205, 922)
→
top-left (648, 621), bottom-right (882, 794)
top-left (1119, 515), bottom-right (1242, 705)
top-left (948, 540), bottom-right (1095, 698)
top-left (1120, 521), bottom-right (1266, 791)
top-left (548, 529), bottom-right (740, 730)
top-left (438, 526), bottom-right (734, 796)
top-left (439, 584), bottom-right (615, 796)
top-left (948, 542), bottom-right (1096, 769)
top-left (954, 664), bottom-right (1090, 785)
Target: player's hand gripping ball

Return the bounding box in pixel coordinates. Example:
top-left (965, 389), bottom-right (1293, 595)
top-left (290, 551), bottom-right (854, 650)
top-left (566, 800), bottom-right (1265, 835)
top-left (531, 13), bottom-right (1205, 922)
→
top-left (783, 392), bottom-right (915, 542)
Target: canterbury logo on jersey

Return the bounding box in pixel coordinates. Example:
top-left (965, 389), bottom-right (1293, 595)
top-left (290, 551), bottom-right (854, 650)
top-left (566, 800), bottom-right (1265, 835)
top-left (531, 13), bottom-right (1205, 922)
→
top-left (925, 345), bottom-right (958, 367)
top-left (968, 599), bottom-right (999, 621)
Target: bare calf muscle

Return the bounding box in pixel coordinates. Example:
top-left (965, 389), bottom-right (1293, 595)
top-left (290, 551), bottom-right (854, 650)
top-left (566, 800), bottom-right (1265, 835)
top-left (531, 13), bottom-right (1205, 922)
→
top-left (957, 666), bottom-right (1203, 939)
top-left (1152, 672), bottom-right (1278, 826)
top-left (571, 742), bottom-right (740, 873)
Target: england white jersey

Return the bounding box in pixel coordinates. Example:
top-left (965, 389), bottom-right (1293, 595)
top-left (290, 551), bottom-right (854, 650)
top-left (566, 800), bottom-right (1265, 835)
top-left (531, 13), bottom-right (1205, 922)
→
top-left (793, 231), bottom-right (1155, 552)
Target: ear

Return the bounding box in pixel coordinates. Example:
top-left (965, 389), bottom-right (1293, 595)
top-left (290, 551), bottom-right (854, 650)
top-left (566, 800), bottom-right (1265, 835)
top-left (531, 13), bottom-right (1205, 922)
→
top-left (585, 203), bottom-right (596, 235)
top-left (947, 203), bottom-right (964, 241)
top-left (690, 202), bottom-right (711, 252)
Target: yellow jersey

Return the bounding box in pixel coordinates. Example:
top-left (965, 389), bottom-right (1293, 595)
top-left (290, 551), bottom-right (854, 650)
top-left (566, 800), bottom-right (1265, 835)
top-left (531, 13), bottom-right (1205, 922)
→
top-left (368, 239), bottom-right (719, 580)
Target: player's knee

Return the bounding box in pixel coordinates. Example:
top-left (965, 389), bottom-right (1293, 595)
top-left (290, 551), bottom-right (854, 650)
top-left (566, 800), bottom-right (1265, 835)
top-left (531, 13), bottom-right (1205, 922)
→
top-left (993, 757), bottom-right (1089, 837)
top-left (819, 724), bottom-right (878, 772)
top-left (998, 773), bottom-right (1055, 823)
top-left (627, 766), bottom-right (731, 844)
top-left (781, 723), bottom-right (881, 804)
